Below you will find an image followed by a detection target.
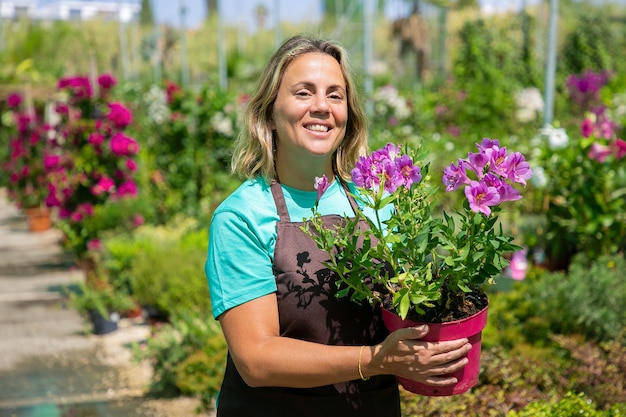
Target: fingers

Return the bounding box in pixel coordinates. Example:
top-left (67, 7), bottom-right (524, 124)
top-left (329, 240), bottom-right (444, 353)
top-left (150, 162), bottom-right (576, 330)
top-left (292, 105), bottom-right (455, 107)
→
top-left (378, 328), bottom-right (473, 386)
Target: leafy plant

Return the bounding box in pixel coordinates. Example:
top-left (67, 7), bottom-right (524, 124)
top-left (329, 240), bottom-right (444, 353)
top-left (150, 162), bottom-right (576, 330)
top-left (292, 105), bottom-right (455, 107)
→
top-left (508, 391), bottom-right (626, 417)
top-left (133, 310), bottom-right (225, 402)
top-left (65, 280), bottom-right (135, 319)
top-left (533, 74), bottom-right (626, 267)
top-left (304, 140), bottom-right (530, 321)
top-left (119, 221), bottom-right (211, 318)
top-left (531, 255), bottom-right (626, 343)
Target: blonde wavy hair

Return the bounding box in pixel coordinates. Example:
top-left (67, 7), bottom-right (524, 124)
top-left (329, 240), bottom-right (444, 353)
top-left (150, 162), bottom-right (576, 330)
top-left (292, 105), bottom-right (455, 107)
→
top-left (230, 35), bottom-right (369, 182)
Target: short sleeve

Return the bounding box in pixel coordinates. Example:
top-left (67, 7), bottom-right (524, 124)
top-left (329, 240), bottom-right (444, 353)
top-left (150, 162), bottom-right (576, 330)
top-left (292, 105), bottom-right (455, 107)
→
top-left (205, 209), bottom-right (277, 319)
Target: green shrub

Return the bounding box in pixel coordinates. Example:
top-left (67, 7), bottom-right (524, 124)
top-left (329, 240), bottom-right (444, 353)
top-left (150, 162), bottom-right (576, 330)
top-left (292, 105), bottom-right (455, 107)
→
top-left (508, 391), bottom-right (626, 417)
top-left (133, 310), bottom-right (225, 401)
top-left (104, 219), bottom-right (211, 318)
top-left (533, 255), bottom-right (626, 343)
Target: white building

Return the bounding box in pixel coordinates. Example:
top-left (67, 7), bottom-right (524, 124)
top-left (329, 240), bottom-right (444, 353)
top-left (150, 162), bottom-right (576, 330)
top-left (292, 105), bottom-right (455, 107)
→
top-left (1, 0), bottom-right (141, 23)
top-left (0, 0), bottom-right (38, 19)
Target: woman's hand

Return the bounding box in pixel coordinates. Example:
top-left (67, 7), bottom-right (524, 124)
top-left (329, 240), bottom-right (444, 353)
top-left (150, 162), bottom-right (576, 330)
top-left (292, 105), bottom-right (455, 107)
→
top-left (363, 325), bottom-right (472, 387)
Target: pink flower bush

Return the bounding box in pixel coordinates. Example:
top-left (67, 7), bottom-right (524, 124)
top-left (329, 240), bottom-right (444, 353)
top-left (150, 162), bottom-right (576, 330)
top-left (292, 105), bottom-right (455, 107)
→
top-left (44, 73), bottom-right (142, 259)
top-left (2, 95), bottom-right (55, 209)
top-left (307, 141), bottom-right (531, 320)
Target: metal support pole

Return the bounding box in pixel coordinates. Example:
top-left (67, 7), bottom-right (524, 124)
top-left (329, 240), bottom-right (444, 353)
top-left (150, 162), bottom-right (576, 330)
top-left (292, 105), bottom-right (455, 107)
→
top-left (543, 0), bottom-right (558, 127)
top-left (364, 0), bottom-right (375, 115)
top-left (217, 0), bottom-right (228, 90)
top-left (179, 0), bottom-right (190, 86)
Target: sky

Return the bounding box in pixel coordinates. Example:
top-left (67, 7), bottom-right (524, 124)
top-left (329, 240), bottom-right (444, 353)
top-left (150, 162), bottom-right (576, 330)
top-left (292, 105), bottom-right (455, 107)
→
top-left (151, 0), bottom-right (545, 30)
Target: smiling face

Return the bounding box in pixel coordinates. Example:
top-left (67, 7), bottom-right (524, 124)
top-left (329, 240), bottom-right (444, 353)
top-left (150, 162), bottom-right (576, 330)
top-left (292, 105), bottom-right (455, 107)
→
top-left (272, 52), bottom-right (348, 188)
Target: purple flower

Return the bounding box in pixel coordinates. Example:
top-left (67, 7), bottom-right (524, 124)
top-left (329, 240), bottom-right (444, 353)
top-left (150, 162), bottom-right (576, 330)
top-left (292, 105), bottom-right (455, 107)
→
top-left (466, 151), bottom-right (489, 178)
top-left (496, 182), bottom-right (522, 203)
top-left (464, 181), bottom-right (500, 216)
top-left (395, 154), bottom-right (422, 188)
top-left (505, 152), bottom-right (533, 186)
top-left (442, 159), bottom-right (470, 192)
top-left (314, 175), bottom-right (330, 201)
top-left (352, 156), bottom-right (380, 190)
top-left (476, 138), bottom-right (501, 153)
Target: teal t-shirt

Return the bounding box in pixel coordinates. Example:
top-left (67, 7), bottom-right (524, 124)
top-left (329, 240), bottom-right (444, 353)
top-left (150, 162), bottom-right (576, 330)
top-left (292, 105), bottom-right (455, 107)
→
top-left (205, 177), bottom-right (389, 319)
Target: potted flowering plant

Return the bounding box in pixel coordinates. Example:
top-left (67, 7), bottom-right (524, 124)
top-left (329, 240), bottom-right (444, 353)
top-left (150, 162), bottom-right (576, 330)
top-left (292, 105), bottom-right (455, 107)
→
top-left (304, 139), bottom-right (531, 395)
top-left (2, 93), bottom-right (54, 231)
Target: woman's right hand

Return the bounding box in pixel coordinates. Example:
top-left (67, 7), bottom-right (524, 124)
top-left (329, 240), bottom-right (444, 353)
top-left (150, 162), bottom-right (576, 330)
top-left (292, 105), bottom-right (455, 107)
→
top-left (364, 325), bottom-right (472, 387)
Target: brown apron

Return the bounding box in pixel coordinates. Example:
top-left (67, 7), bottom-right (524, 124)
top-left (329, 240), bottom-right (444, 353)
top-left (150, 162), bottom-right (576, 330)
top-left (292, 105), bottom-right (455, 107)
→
top-left (216, 181), bottom-right (400, 417)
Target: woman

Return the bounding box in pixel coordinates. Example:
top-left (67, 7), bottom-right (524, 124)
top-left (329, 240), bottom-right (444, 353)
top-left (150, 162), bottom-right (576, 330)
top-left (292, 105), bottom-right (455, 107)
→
top-left (205, 35), bottom-right (472, 416)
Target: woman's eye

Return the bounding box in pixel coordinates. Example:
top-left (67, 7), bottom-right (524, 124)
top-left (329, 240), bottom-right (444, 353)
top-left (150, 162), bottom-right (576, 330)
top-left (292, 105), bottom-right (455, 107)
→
top-left (296, 90), bottom-right (311, 97)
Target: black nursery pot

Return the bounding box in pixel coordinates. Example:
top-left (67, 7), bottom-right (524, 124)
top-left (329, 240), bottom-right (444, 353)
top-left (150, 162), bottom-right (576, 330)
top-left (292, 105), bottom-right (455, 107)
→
top-left (88, 309), bottom-right (119, 335)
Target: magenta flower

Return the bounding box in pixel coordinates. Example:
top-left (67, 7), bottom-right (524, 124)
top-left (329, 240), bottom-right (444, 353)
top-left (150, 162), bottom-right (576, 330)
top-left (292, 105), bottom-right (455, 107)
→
top-left (91, 176), bottom-right (116, 196)
top-left (314, 175), bottom-right (331, 201)
top-left (97, 73), bottom-right (117, 90)
top-left (133, 214), bottom-right (145, 227)
top-left (43, 155), bottom-right (61, 171)
top-left (110, 132), bottom-right (139, 156)
top-left (126, 159), bottom-right (138, 171)
top-left (88, 132), bottom-right (105, 146)
top-left (107, 102), bottom-right (133, 128)
top-left (612, 139), bottom-right (626, 160)
top-left (589, 142), bottom-right (612, 163)
top-left (7, 93), bottom-right (22, 109)
top-left (464, 181), bottom-right (500, 216)
top-left (87, 239), bottom-right (102, 252)
top-left (58, 75), bottom-right (93, 100)
top-left (117, 181), bottom-right (137, 197)
top-left (581, 119), bottom-right (594, 138)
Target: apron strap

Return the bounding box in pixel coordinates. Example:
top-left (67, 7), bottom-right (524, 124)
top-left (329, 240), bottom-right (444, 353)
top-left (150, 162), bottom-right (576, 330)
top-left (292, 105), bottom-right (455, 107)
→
top-left (270, 180), bottom-right (290, 222)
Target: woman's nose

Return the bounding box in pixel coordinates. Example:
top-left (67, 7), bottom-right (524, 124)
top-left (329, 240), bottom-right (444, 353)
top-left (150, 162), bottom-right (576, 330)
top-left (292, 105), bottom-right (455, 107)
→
top-left (311, 94), bottom-right (330, 113)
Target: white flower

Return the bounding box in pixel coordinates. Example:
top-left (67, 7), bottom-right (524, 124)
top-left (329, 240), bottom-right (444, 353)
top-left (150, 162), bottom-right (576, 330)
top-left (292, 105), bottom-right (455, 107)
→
top-left (143, 85), bottom-right (170, 125)
top-left (538, 125), bottom-right (569, 149)
top-left (515, 88), bottom-right (544, 122)
top-left (211, 112), bottom-right (234, 137)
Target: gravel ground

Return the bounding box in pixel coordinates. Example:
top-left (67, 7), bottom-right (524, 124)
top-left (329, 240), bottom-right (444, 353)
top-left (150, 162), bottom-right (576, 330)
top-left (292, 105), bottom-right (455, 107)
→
top-left (0, 190), bottom-right (215, 416)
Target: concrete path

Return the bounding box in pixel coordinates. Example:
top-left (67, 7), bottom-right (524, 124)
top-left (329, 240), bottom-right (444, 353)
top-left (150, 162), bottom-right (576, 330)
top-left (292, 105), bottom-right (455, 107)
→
top-left (0, 189), bottom-right (210, 416)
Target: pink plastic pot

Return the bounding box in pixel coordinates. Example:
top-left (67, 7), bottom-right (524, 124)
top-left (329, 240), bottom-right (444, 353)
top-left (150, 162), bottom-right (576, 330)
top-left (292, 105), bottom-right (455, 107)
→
top-left (381, 302), bottom-right (489, 396)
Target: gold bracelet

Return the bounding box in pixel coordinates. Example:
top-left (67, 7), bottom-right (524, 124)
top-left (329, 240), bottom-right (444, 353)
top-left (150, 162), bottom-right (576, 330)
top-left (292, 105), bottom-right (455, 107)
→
top-left (358, 345), bottom-right (370, 381)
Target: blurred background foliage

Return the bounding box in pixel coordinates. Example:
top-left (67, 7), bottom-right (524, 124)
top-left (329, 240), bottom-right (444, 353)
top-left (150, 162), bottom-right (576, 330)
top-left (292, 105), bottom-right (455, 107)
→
top-left (1, 0), bottom-right (626, 414)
